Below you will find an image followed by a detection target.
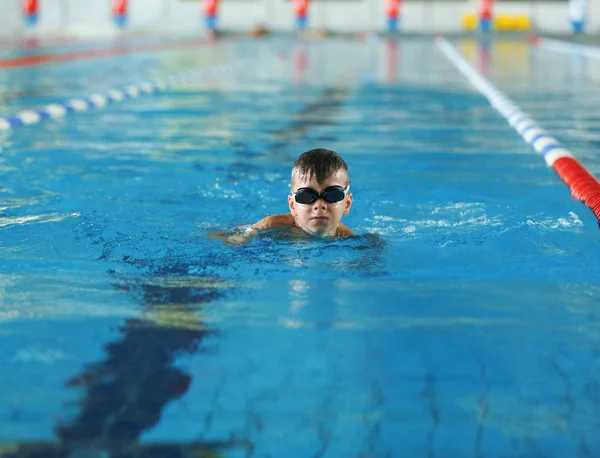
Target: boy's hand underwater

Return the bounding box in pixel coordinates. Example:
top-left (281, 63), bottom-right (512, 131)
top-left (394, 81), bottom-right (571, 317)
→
top-left (207, 228), bottom-right (257, 246)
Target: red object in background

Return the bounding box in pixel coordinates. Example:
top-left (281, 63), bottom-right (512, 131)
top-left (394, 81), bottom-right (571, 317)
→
top-left (386, 0), bottom-right (401, 19)
top-left (293, 0), bottom-right (309, 17)
top-left (293, 42), bottom-right (307, 84)
top-left (386, 39), bottom-right (397, 82)
top-left (478, 41), bottom-right (490, 76)
top-left (479, 0), bottom-right (493, 20)
top-left (23, 0), bottom-right (38, 16)
top-left (204, 0), bottom-right (219, 16)
top-left (112, 0), bottom-right (127, 16)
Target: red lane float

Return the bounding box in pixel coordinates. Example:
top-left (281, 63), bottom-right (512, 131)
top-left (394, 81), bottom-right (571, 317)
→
top-left (0, 38), bottom-right (208, 69)
top-left (436, 37), bottom-right (600, 226)
top-left (552, 157), bottom-right (600, 220)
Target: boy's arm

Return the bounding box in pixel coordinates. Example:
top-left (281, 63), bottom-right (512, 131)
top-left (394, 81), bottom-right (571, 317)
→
top-left (252, 214), bottom-right (295, 231)
top-left (208, 214), bottom-right (295, 246)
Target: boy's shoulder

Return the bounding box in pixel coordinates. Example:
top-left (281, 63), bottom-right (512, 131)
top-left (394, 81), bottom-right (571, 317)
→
top-left (337, 223), bottom-right (355, 236)
top-left (254, 214), bottom-right (295, 231)
top-left (254, 214), bottom-right (355, 236)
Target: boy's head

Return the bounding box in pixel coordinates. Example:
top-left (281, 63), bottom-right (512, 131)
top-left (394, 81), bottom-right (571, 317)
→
top-left (288, 148), bottom-right (353, 237)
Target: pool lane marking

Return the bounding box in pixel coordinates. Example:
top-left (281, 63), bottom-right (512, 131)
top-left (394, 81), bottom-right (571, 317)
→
top-left (0, 35), bottom-right (174, 54)
top-left (435, 37), bottom-right (600, 224)
top-left (0, 37), bottom-right (211, 69)
top-left (0, 58), bottom-right (249, 131)
top-left (537, 37), bottom-right (600, 59)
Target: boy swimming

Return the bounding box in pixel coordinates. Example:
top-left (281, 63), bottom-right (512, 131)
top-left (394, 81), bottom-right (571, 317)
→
top-left (209, 148), bottom-right (354, 245)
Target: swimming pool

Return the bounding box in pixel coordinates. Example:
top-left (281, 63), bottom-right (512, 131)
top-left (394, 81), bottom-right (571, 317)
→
top-left (1, 35), bottom-right (599, 457)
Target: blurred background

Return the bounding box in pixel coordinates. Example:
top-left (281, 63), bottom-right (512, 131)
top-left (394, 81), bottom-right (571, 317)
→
top-left (0, 0), bottom-right (599, 39)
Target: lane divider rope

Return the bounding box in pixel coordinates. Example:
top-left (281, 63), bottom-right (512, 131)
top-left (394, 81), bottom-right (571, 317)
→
top-left (435, 37), bottom-right (600, 224)
top-left (536, 37), bottom-right (600, 60)
top-left (0, 58), bottom-right (250, 131)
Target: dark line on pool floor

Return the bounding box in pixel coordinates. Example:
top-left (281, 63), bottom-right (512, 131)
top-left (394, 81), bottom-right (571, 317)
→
top-left (268, 87), bottom-right (351, 152)
top-left (1, 269), bottom-right (249, 457)
top-left (2, 83), bottom-right (354, 457)
top-left (0, 232), bottom-right (251, 456)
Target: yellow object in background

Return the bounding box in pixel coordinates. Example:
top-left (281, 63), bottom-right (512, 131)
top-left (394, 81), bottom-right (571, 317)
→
top-left (513, 15), bottom-right (531, 31)
top-left (494, 14), bottom-right (531, 31)
top-left (463, 13), bottom-right (531, 32)
top-left (463, 13), bottom-right (477, 31)
top-left (494, 15), bottom-right (512, 31)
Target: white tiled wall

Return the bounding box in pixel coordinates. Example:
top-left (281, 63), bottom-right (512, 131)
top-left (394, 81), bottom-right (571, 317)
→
top-left (1, 0), bottom-right (598, 39)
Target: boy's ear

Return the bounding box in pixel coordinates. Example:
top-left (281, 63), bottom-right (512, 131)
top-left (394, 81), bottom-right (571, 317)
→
top-left (343, 192), bottom-right (353, 215)
top-left (288, 194), bottom-right (297, 216)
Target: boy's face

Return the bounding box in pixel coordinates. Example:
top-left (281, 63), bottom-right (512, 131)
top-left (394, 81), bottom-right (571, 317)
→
top-left (288, 169), bottom-right (353, 237)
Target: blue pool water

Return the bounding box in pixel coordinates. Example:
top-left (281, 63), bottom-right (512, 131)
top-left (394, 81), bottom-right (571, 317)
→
top-left (1, 36), bottom-right (600, 457)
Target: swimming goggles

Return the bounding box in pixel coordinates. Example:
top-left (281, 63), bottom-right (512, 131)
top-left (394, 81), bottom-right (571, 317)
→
top-left (291, 184), bottom-right (350, 204)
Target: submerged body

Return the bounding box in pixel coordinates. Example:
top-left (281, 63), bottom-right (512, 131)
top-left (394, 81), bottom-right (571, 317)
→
top-left (255, 214), bottom-right (354, 237)
top-left (208, 214), bottom-right (354, 246)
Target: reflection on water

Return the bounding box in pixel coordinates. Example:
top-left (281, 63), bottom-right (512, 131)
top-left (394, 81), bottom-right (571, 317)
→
top-left (2, 36), bottom-right (600, 456)
top-left (1, 202), bottom-right (388, 456)
top-left (1, 212), bottom-right (251, 455)
top-left (3, 280), bottom-right (242, 457)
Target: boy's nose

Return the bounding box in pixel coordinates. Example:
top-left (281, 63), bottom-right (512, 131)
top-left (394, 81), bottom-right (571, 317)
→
top-left (313, 198), bottom-right (327, 210)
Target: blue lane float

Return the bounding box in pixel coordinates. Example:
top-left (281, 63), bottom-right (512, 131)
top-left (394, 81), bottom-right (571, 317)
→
top-left (0, 59), bottom-right (249, 132)
top-left (436, 36), bottom-right (600, 225)
top-left (435, 37), bottom-right (573, 167)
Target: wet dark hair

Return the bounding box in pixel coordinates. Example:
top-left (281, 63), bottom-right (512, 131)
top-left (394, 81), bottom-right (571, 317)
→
top-left (291, 148), bottom-right (349, 185)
